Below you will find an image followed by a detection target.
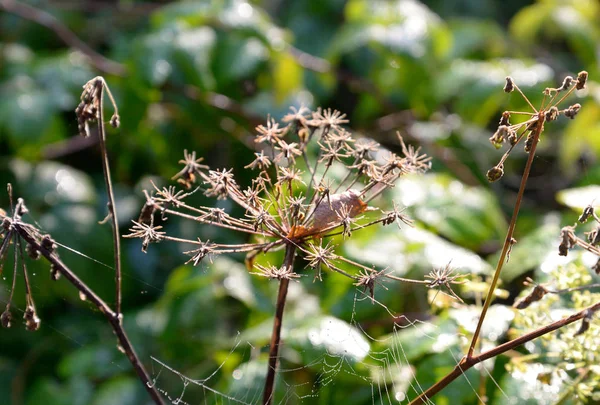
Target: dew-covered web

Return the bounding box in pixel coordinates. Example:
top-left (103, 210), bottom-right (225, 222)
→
top-left (11, 211), bottom-right (511, 405)
top-left (144, 283), bottom-right (509, 405)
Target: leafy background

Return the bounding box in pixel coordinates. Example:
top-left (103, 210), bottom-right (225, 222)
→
top-left (0, 0), bottom-right (599, 404)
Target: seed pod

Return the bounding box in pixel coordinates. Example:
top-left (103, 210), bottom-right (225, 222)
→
top-left (579, 204), bottom-right (594, 223)
top-left (1, 308), bottom-right (12, 328)
top-left (524, 132), bottom-right (535, 153)
top-left (504, 76), bottom-right (515, 93)
top-left (41, 235), bottom-right (57, 253)
top-left (558, 226), bottom-right (577, 256)
top-left (486, 164), bottom-right (504, 182)
top-left (499, 111), bottom-right (510, 126)
top-left (24, 306), bottom-right (40, 331)
top-left (564, 103), bottom-right (581, 119)
top-left (545, 106), bottom-right (559, 121)
top-left (514, 284), bottom-right (548, 309)
top-left (558, 76), bottom-right (573, 92)
top-left (574, 309), bottom-right (594, 336)
top-left (26, 243), bottom-right (40, 260)
top-left (576, 71), bottom-right (588, 90)
top-left (489, 126), bottom-right (511, 149)
top-left (110, 114), bottom-right (120, 128)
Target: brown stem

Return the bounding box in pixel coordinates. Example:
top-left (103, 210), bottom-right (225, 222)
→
top-left (467, 111), bottom-right (546, 359)
top-left (409, 299), bottom-right (600, 404)
top-left (96, 79), bottom-right (123, 315)
top-left (263, 243), bottom-right (296, 405)
top-left (12, 221), bottom-right (164, 405)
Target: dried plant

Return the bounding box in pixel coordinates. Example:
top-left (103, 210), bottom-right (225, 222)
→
top-left (409, 72), bottom-right (592, 404)
top-left (126, 106), bottom-right (444, 404)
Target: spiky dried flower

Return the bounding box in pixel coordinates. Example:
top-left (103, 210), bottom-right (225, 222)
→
top-left (425, 263), bottom-right (466, 302)
top-left (128, 107), bottom-right (432, 300)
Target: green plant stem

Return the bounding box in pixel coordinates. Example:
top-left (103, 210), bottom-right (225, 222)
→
top-left (409, 298), bottom-right (600, 404)
top-left (467, 111), bottom-right (545, 359)
top-left (263, 243), bottom-right (296, 405)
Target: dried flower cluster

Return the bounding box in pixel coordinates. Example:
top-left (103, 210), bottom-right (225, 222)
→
top-left (513, 202), bottom-right (600, 335)
top-left (0, 185), bottom-right (59, 331)
top-left (126, 107), bottom-right (466, 300)
top-left (75, 76), bottom-right (120, 137)
top-left (486, 71), bottom-right (587, 183)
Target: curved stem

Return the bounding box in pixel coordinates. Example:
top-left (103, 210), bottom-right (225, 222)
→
top-left (263, 243), bottom-right (296, 405)
top-left (467, 112), bottom-right (545, 359)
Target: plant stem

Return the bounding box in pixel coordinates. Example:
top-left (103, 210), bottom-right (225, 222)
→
top-left (96, 79), bottom-right (123, 315)
top-left (409, 298), bottom-right (600, 404)
top-left (263, 243), bottom-right (296, 405)
top-left (12, 221), bottom-right (164, 405)
top-left (467, 111), bottom-right (545, 359)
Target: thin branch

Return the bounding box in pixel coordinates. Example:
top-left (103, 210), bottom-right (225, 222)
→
top-left (263, 243), bottom-right (296, 405)
top-left (95, 78), bottom-right (123, 315)
top-left (409, 298), bottom-right (600, 404)
top-left (467, 111), bottom-right (545, 359)
top-left (12, 220), bottom-right (164, 405)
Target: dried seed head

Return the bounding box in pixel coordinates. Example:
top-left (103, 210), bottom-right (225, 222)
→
top-left (574, 309), bottom-right (594, 336)
top-left (499, 111), bottom-right (511, 127)
top-left (24, 305), bottom-right (40, 331)
top-left (558, 76), bottom-right (573, 92)
top-left (50, 263), bottom-right (61, 281)
top-left (489, 126), bottom-right (511, 149)
top-left (1, 308), bottom-right (12, 328)
top-left (503, 76), bottom-right (515, 93)
top-left (579, 204), bottom-right (594, 223)
top-left (110, 114), bottom-right (120, 128)
top-left (545, 106), bottom-right (559, 121)
top-left (524, 132), bottom-right (535, 153)
top-left (576, 71), bottom-right (588, 90)
top-left (41, 235), bottom-right (57, 253)
top-left (564, 103), bottom-right (581, 119)
top-left (26, 243), bottom-right (40, 260)
top-left (486, 164), bottom-right (504, 182)
top-left (586, 226), bottom-right (600, 246)
top-left (514, 282), bottom-right (548, 309)
top-left (559, 226), bottom-right (577, 256)
top-left (592, 257), bottom-right (600, 275)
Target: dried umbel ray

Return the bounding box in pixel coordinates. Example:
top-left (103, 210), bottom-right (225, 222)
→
top-left (125, 107), bottom-right (462, 296)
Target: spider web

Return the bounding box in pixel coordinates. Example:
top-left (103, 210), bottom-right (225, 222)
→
top-left (5, 212), bottom-right (513, 405)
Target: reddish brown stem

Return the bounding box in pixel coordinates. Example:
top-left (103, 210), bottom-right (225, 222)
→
top-left (409, 299), bottom-right (600, 404)
top-left (13, 221), bottom-right (164, 405)
top-left (467, 111), bottom-right (546, 359)
top-left (263, 244), bottom-right (296, 405)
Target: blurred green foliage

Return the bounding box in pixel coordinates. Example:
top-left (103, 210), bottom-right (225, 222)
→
top-left (0, 0), bottom-right (599, 404)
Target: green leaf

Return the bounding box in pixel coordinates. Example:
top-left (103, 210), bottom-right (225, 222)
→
top-left (272, 52), bottom-right (303, 104)
top-left (393, 173), bottom-right (507, 251)
top-left (58, 345), bottom-right (125, 380)
top-left (557, 185), bottom-right (600, 211)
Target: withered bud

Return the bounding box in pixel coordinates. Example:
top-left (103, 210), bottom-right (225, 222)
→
top-left (489, 126), bottom-right (511, 149)
top-left (579, 204), bottom-right (594, 223)
top-left (41, 235), bottom-right (57, 253)
top-left (24, 306), bottom-right (40, 331)
top-left (508, 131), bottom-right (518, 146)
top-left (576, 71), bottom-right (588, 90)
top-left (26, 243), bottom-right (41, 260)
top-left (545, 106), bottom-right (559, 121)
top-left (558, 76), bottom-right (573, 92)
top-left (587, 226), bottom-right (600, 245)
top-left (499, 111), bottom-right (510, 126)
top-left (486, 164), bottom-right (504, 182)
top-left (564, 103), bottom-right (581, 119)
top-left (574, 309), bottom-right (594, 336)
top-left (559, 226), bottom-right (577, 256)
top-left (1, 308), bottom-right (12, 328)
top-left (524, 132), bottom-right (536, 153)
top-left (504, 76), bottom-right (515, 93)
top-left (16, 198), bottom-right (28, 216)
top-left (514, 284), bottom-right (548, 309)
top-left (50, 264), bottom-right (61, 281)
top-left (110, 114), bottom-right (120, 128)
